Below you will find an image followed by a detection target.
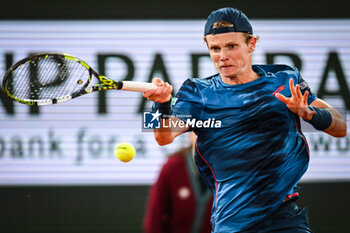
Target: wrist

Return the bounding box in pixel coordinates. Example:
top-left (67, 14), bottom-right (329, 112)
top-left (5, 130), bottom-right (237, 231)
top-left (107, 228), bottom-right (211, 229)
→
top-left (302, 106), bottom-right (315, 121)
top-left (152, 98), bottom-right (173, 118)
top-left (162, 95), bottom-right (172, 103)
top-left (304, 106), bottom-right (332, 131)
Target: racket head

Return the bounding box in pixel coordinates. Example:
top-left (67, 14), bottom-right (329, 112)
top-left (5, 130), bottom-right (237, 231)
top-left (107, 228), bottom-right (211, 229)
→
top-left (2, 53), bottom-right (93, 105)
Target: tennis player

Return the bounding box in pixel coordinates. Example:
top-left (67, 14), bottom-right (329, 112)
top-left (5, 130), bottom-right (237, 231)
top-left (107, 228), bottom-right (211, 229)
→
top-left (143, 7), bottom-right (347, 233)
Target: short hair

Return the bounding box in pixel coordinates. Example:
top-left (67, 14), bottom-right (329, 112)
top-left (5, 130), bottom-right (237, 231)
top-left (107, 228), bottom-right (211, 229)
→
top-left (204, 20), bottom-right (258, 45)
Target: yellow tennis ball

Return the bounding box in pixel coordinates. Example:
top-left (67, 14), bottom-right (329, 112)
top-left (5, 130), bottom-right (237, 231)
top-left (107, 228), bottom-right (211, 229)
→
top-left (115, 142), bottom-right (136, 162)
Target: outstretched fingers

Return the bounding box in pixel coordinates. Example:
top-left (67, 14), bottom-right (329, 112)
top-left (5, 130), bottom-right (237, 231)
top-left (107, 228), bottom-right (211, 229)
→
top-left (303, 90), bottom-right (309, 106)
top-left (276, 78), bottom-right (315, 120)
top-left (275, 92), bottom-right (289, 105)
top-left (296, 84), bottom-right (302, 99)
top-left (289, 78), bottom-right (296, 98)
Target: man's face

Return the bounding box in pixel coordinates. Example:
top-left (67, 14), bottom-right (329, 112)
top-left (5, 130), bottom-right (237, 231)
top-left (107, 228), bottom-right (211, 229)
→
top-left (205, 32), bottom-right (255, 79)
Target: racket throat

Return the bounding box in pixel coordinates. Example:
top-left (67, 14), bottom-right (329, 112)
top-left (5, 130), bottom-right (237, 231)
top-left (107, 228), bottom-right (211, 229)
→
top-left (99, 76), bottom-right (123, 89)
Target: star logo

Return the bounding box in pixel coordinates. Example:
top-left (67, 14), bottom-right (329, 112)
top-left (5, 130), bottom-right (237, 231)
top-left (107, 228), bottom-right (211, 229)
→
top-left (150, 110), bottom-right (162, 122)
top-left (143, 110), bottom-right (161, 129)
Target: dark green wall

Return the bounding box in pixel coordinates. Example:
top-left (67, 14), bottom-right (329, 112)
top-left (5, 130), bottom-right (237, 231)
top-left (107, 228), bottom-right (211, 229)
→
top-left (0, 186), bottom-right (148, 233)
top-left (1, 182), bottom-right (350, 233)
top-left (1, 0), bottom-right (349, 19)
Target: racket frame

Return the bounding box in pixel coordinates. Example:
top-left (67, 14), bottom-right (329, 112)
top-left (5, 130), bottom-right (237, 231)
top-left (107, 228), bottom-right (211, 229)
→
top-left (2, 53), bottom-right (151, 106)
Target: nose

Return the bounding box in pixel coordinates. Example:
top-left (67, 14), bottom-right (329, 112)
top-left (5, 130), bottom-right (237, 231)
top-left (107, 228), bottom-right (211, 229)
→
top-left (219, 49), bottom-right (229, 61)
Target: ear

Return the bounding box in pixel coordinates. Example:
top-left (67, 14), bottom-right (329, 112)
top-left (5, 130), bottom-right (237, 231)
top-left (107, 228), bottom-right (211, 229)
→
top-left (249, 37), bottom-right (257, 52)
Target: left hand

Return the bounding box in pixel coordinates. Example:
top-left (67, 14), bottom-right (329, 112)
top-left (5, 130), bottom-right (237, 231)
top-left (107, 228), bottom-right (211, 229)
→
top-left (275, 78), bottom-right (315, 120)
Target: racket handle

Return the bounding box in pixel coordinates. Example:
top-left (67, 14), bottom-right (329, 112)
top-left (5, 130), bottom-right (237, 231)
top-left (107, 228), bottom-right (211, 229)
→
top-left (121, 81), bottom-right (157, 92)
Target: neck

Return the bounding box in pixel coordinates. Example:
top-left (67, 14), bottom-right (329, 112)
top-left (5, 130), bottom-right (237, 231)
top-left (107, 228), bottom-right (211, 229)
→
top-left (221, 70), bottom-right (259, 85)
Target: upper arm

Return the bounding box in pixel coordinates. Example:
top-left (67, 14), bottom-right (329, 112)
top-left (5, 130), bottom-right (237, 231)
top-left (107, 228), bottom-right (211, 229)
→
top-left (173, 79), bottom-right (204, 121)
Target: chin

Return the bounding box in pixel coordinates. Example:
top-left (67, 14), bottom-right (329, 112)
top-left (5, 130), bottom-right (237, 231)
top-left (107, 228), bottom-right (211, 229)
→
top-left (219, 67), bottom-right (236, 74)
top-left (220, 71), bottom-right (237, 78)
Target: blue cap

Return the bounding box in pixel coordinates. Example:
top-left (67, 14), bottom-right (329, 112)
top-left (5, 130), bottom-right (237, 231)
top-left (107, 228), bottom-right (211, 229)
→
top-left (204, 7), bottom-right (253, 36)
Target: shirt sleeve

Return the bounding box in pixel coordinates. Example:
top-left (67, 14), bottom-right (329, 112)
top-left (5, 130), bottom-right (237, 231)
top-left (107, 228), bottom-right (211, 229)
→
top-left (294, 67), bottom-right (318, 105)
top-left (173, 79), bottom-right (204, 123)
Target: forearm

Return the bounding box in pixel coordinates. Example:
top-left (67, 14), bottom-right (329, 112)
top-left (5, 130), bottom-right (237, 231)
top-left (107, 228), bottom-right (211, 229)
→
top-left (150, 94), bottom-right (190, 145)
top-left (322, 107), bottom-right (347, 137)
top-left (309, 100), bottom-right (347, 137)
top-left (154, 117), bottom-right (189, 145)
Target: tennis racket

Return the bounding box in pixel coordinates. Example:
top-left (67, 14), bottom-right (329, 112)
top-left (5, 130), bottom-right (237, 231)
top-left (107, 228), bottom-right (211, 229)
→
top-left (2, 52), bottom-right (157, 106)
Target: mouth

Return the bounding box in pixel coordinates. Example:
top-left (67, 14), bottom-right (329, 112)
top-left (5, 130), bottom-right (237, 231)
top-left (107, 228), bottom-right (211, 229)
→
top-left (220, 65), bottom-right (233, 69)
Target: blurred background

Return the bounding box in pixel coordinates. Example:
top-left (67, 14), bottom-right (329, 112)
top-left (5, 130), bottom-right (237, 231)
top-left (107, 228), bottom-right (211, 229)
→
top-left (0, 0), bottom-right (349, 232)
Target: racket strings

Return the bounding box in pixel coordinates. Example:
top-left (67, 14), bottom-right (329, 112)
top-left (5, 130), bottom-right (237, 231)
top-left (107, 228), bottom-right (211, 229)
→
top-left (49, 59), bottom-right (71, 98)
top-left (58, 61), bottom-right (87, 97)
top-left (36, 58), bottom-right (72, 98)
top-left (5, 56), bottom-right (90, 100)
top-left (35, 57), bottom-right (57, 98)
top-left (8, 62), bottom-right (32, 99)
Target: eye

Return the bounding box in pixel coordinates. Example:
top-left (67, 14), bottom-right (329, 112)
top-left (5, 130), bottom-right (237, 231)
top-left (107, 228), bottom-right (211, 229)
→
top-left (229, 44), bottom-right (236, 49)
top-left (211, 46), bottom-right (220, 52)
